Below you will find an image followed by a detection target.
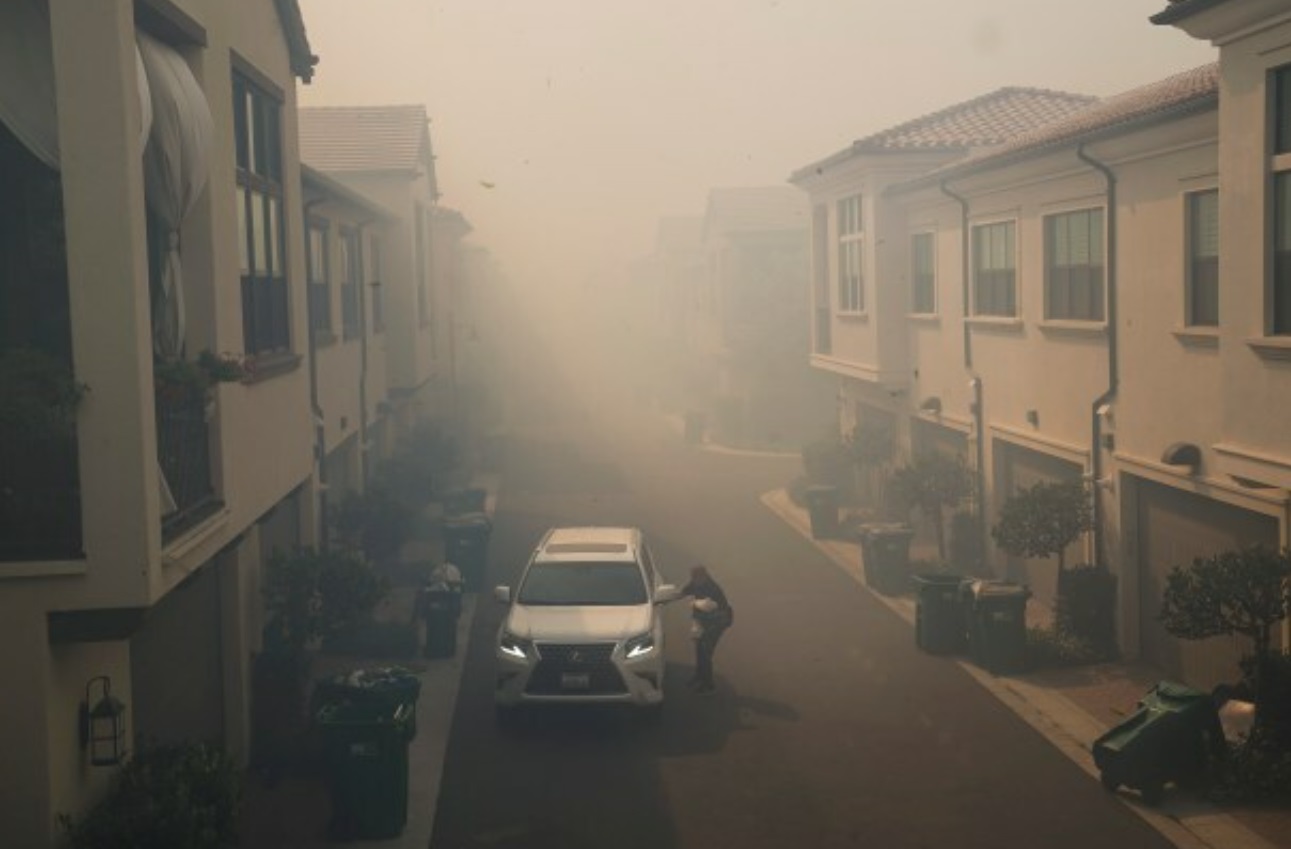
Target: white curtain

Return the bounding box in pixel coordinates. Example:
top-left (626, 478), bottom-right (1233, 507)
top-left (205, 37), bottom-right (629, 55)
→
top-left (136, 31), bottom-right (213, 361)
top-left (0, 0), bottom-right (152, 168)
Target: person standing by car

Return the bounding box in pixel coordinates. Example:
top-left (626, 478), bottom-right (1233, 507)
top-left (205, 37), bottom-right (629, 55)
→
top-left (681, 565), bottom-right (733, 695)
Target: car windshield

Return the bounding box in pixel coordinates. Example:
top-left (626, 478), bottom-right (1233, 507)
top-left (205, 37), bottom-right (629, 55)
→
top-left (517, 562), bottom-right (648, 606)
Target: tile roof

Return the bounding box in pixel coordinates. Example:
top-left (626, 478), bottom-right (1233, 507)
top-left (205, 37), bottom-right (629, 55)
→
top-left (298, 105), bottom-right (433, 175)
top-left (854, 87), bottom-right (1096, 152)
top-left (703, 186), bottom-right (809, 238)
top-left (896, 63), bottom-right (1218, 192)
top-left (792, 87), bottom-right (1095, 180)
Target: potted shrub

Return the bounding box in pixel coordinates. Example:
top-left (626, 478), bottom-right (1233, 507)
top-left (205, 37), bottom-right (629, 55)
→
top-left (888, 453), bottom-right (976, 563)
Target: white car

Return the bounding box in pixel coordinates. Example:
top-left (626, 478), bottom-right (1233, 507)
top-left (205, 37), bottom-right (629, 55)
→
top-left (493, 526), bottom-right (679, 718)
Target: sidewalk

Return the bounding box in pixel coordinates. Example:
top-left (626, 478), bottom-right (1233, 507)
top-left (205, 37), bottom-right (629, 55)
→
top-left (762, 487), bottom-right (1289, 849)
top-left (236, 474), bottom-right (497, 849)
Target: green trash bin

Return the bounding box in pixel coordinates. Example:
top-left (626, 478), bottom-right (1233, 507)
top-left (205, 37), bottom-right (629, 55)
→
top-left (963, 580), bottom-right (1030, 674)
top-left (317, 700), bottom-right (413, 840)
top-left (859, 523), bottom-right (914, 595)
top-left (1092, 681), bottom-right (1225, 806)
top-left (443, 512), bottom-right (492, 592)
top-left (804, 485), bottom-right (840, 539)
top-left (911, 573), bottom-right (968, 654)
top-left (312, 666), bottom-right (422, 740)
top-left (443, 486), bottom-right (488, 517)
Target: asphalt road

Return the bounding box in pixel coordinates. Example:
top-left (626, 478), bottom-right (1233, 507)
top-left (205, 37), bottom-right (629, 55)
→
top-left (428, 400), bottom-right (1173, 849)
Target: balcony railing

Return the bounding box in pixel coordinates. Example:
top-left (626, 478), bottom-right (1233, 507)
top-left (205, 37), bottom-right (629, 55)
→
top-left (155, 385), bottom-right (217, 540)
top-left (815, 306), bottom-right (832, 355)
top-left (0, 432), bottom-right (82, 561)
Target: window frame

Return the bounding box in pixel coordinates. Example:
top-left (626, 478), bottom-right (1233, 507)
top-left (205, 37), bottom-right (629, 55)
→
top-left (306, 218), bottom-right (331, 337)
top-left (233, 70), bottom-right (290, 357)
top-left (370, 233), bottom-right (385, 334)
top-left (970, 219), bottom-right (1017, 318)
top-left (836, 194), bottom-right (864, 314)
top-left (1272, 65), bottom-right (1291, 335)
top-left (1184, 188), bottom-right (1219, 328)
top-left (909, 230), bottom-right (937, 315)
top-left (1043, 207), bottom-right (1105, 323)
top-left (339, 227), bottom-right (361, 341)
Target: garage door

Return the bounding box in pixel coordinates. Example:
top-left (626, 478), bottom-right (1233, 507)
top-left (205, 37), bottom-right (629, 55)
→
top-left (992, 440), bottom-right (1084, 606)
top-left (1137, 479), bottom-right (1280, 690)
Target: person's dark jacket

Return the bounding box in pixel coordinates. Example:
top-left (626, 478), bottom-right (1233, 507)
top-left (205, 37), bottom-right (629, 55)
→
top-left (682, 576), bottom-right (734, 630)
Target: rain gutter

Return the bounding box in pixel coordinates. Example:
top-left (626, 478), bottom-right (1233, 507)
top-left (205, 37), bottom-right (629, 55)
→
top-left (1077, 142), bottom-right (1118, 568)
top-left (303, 197), bottom-right (329, 551)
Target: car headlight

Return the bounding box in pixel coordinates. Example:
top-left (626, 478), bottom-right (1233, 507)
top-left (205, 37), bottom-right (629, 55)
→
top-left (499, 631), bottom-right (532, 660)
top-left (623, 632), bottom-right (655, 660)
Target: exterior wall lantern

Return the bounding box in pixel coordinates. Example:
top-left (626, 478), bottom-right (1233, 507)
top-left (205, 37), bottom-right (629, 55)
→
top-left (1161, 442), bottom-right (1202, 475)
top-left (80, 675), bottom-right (127, 767)
top-left (1026, 409), bottom-right (1040, 428)
top-left (919, 396), bottom-right (942, 415)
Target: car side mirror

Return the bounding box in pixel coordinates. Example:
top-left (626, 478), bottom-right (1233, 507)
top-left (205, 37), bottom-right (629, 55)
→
top-left (654, 584), bottom-right (680, 605)
top-left (494, 586), bottom-right (511, 604)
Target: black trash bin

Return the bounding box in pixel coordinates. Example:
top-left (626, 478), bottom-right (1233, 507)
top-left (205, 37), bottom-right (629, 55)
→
top-left (912, 573), bottom-right (968, 653)
top-left (317, 700), bottom-right (413, 840)
top-left (418, 587), bottom-right (462, 658)
top-left (963, 580), bottom-right (1030, 674)
top-left (1092, 681), bottom-right (1225, 805)
top-left (444, 513), bottom-right (492, 592)
top-left (443, 487), bottom-right (488, 517)
top-left (804, 485), bottom-right (840, 539)
top-left (312, 666), bottom-right (422, 741)
top-left (859, 523), bottom-right (914, 595)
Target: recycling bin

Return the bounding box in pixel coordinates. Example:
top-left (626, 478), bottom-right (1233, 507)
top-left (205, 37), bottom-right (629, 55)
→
top-left (443, 486), bottom-right (487, 517)
top-left (911, 573), bottom-right (968, 653)
top-left (1092, 681), bottom-right (1225, 806)
top-left (859, 523), bottom-right (914, 595)
top-left (963, 580), bottom-right (1030, 674)
top-left (317, 700), bottom-right (413, 840)
top-left (804, 485), bottom-right (840, 539)
top-left (312, 666), bottom-right (422, 741)
top-left (443, 513), bottom-right (492, 592)
top-left (419, 587), bottom-right (462, 658)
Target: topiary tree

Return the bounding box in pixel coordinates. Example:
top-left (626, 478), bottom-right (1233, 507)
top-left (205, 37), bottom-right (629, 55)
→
top-left (847, 418), bottom-right (894, 508)
top-left (1159, 546), bottom-right (1291, 730)
top-left (888, 453), bottom-right (976, 563)
top-left (991, 479), bottom-right (1092, 574)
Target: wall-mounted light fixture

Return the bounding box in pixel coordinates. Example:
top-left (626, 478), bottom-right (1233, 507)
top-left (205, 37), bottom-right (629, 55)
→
top-left (919, 396), bottom-right (942, 415)
top-left (1026, 409), bottom-right (1039, 428)
top-left (80, 675), bottom-right (127, 767)
top-left (1160, 442), bottom-right (1201, 475)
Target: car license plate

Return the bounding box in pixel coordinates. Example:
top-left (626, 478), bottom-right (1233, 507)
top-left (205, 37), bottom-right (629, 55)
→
top-left (561, 673), bottom-right (590, 690)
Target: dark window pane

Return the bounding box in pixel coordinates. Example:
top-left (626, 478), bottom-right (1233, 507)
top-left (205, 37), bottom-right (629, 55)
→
top-left (1276, 66), bottom-right (1291, 155)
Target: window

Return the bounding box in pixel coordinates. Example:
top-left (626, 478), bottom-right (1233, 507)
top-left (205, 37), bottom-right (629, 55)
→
top-left (1044, 208), bottom-right (1104, 321)
top-left (415, 204), bottom-right (430, 327)
top-left (972, 221), bottom-right (1016, 317)
top-left (836, 195), bottom-right (863, 312)
top-left (340, 228), bottom-right (361, 340)
top-left (370, 234), bottom-right (385, 333)
top-left (1186, 190), bottom-right (1219, 327)
top-left (1273, 66), bottom-right (1291, 334)
top-left (233, 73), bottom-right (289, 355)
top-left (910, 232), bottom-right (935, 314)
top-left (812, 203), bottom-right (830, 353)
top-left (306, 221), bottom-right (330, 335)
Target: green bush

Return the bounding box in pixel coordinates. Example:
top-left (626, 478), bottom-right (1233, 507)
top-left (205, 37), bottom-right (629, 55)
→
top-left (331, 488), bottom-right (412, 565)
top-left (1026, 626), bottom-right (1101, 669)
top-left (263, 549), bottom-right (387, 654)
top-left (60, 742), bottom-right (241, 849)
top-left (1210, 727), bottom-right (1291, 804)
top-left (323, 620), bottom-right (420, 659)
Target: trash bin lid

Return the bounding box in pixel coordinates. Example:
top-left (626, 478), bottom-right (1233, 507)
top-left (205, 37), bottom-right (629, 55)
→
top-left (316, 699), bottom-right (406, 726)
top-left (860, 522), bottom-right (914, 539)
top-left (911, 573), bottom-right (966, 588)
top-left (1143, 680), bottom-right (1209, 711)
top-left (966, 579), bottom-right (1030, 602)
top-left (444, 512), bottom-right (492, 529)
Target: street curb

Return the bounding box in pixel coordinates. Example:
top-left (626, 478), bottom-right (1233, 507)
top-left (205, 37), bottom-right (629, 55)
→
top-left (760, 487), bottom-right (1277, 849)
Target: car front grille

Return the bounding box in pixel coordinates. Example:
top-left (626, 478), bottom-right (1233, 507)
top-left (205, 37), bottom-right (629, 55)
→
top-left (526, 642), bottom-right (626, 695)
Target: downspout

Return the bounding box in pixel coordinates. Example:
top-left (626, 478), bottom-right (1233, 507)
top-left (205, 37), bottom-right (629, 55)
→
top-left (355, 219), bottom-right (376, 489)
top-left (303, 199), bottom-right (329, 552)
top-left (1077, 143), bottom-right (1118, 569)
top-left (941, 180), bottom-right (988, 549)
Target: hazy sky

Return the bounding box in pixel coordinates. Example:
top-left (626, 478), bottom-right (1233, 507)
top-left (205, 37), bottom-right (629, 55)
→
top-left (297, 0), bottom-right (1215, 293)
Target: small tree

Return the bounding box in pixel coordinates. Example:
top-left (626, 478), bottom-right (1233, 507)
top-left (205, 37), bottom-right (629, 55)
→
top-left (991, 480), bottom-right (1092, 574)
top-left (847, 418), bottom-right (894, 507)
top-left (1159, 546), bottom-right (1291, 729)
top-left (888, 453), bottom-right (976, 562)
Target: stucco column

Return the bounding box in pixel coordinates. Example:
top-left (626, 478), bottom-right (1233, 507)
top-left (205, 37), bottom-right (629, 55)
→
top-left (49, 0), bottom-right (159, 602)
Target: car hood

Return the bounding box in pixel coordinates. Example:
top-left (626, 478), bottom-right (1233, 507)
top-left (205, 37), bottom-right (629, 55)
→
top-left (505, 604), bottom-right (653, 642)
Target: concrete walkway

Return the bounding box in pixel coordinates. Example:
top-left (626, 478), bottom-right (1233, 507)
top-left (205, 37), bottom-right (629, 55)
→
top-left (761, 486), bottom-right (1288, 849)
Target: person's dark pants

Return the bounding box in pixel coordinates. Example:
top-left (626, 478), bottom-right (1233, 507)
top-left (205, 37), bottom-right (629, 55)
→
top-left (695, 626), bottom-right (727, 687)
